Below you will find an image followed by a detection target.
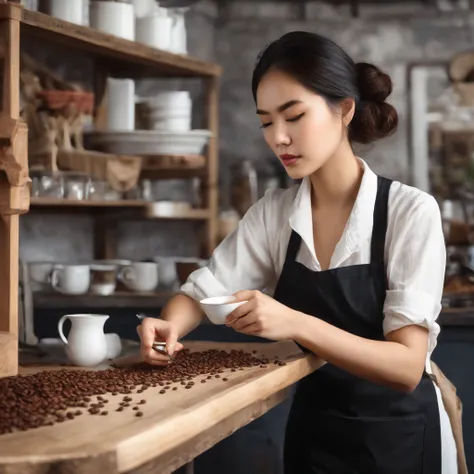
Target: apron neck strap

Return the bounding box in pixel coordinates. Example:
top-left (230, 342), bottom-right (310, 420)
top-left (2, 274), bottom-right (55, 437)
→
top-left (284, 175), bottom-right (393, 266)
top-left (370, 176), bottom-right (392, 265)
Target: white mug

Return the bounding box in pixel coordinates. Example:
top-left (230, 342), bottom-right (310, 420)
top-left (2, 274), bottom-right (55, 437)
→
top-left (51, 265), bottom-right (90, 295)
top-left (45, 0), bottom-right (86, 25)
top-left (119, 262), bottom-right (159, 292)
top-left (29, 262), bottom-right (54, 291)
top-left (90, 1), bottom-right (135, 41)
top-left (136, 16), bottom-right (173, 50)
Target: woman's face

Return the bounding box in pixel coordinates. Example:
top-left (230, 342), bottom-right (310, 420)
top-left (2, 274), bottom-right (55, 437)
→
top-left (256, 69), bottom-right (351, 179)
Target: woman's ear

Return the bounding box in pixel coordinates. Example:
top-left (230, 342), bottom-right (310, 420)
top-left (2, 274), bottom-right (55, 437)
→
top-left (340, 98), bottom-right (356, 127)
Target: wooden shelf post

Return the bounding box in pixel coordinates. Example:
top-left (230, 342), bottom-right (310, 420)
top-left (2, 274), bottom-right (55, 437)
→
top-left (203, 76), bottom-right (219, 257)
top-left (0, 2), bottom-right (30, 378)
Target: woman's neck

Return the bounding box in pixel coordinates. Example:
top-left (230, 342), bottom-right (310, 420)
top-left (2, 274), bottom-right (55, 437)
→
top-left (309, 147), bottom-right (363, 210)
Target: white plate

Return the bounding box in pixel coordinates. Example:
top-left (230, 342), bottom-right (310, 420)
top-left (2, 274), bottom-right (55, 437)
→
top-left (86, 130), bottom-right (212, 156)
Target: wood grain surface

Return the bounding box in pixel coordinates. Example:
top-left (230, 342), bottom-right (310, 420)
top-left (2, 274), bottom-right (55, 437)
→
top-left (0, 341), bottom-right (323, 474)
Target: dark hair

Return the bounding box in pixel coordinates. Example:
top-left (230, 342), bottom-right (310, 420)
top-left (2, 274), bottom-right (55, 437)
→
top-left (252, 31), bottom-right (398, 144)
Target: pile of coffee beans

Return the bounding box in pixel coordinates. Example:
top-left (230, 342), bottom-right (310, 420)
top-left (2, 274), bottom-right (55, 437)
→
top-left (0, 349), bottom-right (286, 435)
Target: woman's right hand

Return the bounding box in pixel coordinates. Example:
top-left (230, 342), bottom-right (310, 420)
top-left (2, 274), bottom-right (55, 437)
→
top-left (137, 317), bottom-right (184, 366)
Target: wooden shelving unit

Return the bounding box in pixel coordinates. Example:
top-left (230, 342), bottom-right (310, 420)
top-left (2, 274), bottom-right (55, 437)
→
top-left (0, 2), bottom-right (222, 375)
top-left (34, 290), bottom-right (176, 310)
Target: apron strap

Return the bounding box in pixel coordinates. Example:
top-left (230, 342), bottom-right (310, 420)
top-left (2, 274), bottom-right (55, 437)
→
top-left (370, 176), bottom-right (392, 266)
top-left (284, 228), bottom-right (302, 264)
top-left (284, 176), bottom-right (393, 268)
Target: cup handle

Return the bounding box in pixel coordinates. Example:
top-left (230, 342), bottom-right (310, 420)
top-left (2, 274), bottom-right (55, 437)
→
top-left (118, 267), bottom-right (135, 283)
top-left (50, 268), bottom-right (62, 291)
top-left (58, 315), bottom-right (70, 345)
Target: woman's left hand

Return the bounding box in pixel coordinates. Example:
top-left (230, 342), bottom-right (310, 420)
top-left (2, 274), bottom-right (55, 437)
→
top-left (225, 290), bottom-right (299, 341)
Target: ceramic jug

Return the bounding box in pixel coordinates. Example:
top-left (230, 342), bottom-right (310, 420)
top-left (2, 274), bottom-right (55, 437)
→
top-left (58, 314), bottom-right (109, 367)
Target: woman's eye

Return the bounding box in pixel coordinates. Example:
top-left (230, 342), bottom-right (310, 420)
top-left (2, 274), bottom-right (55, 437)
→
top-left (287, 113), bottom-right (305, 123)
top-left (260, 122), bottom-right (272, 129)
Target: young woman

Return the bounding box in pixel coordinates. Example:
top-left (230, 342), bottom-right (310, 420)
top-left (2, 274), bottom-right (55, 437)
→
top-left (138, 31), bottom-right (457, 473)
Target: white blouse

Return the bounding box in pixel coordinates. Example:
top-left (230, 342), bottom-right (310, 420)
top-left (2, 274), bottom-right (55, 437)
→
top-left (181, 158), bottom-right (457, 473)
top-left (182, 159), bottom-right (445, 354)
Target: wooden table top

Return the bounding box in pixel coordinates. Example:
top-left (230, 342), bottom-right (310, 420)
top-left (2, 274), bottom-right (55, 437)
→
top-left (0, 341), bottom-right (323, 474)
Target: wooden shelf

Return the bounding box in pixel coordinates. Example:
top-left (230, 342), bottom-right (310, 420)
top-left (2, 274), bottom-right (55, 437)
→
top-left (29, 198), bottom-right (211, 220)
top-left (34, 290), bottom-right (176, 309)
top-left (8, 7), bottom-right (222, 78)
top-left (30, 198), bottom-right (147, 208)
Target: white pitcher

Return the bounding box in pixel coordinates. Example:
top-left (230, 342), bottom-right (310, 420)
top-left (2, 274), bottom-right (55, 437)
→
top-left (58, 314), bottom-right (109, 367)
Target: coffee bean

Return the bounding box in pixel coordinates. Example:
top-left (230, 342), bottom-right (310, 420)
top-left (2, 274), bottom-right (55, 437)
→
top-left (223, 378), bottom-right (228, 382)
top-left (0, 348), bottom-right (265, 434)
top-left (215, 375), bottom-right (220, 378)
top-left (278, 361), bottom-right (287, 366)
top-left (139, 400), bottom-right (146, 405)
top-left (101, 411), bottom-right (108, 416)
top-left (133, 407), bottom-right (139, 411)
top-left (160, 389), bottom-right (166, 394)
top-left (136, 412), bottom-right (143, 417)
top-left (260, 365), bottom-right (267, 368)
top-left (75, 411), bottom-right (82, 416)
top-left (201, 380), bottom-right (206, 383)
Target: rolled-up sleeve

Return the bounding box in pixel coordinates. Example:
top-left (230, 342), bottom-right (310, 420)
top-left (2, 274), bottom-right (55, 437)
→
top-left (180, 192), bottom-right (276, 301)
top-left (383, 194), bottom-right (446, 353)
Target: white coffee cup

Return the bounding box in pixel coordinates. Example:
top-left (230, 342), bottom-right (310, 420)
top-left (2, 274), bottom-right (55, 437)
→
top-left (29, 262), bottom-right (54, 291)
top-left (90, 1), bottom-right (135, 41)
top-left (136, 16), bottom-right (173, 50)
top-left (51, 265), bottom-right (90, 295)
top-left (199, 296), bottom-right (248, 325)
top-left (119, 262), bottom-right (159, 292)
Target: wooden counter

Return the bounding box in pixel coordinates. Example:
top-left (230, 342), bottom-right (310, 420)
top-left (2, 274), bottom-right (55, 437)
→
top-left (0, 341), bottom-right (323, 474)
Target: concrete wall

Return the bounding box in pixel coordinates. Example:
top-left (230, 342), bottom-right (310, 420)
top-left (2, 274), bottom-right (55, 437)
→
top-left (20, 1), bottom-right (473, 263)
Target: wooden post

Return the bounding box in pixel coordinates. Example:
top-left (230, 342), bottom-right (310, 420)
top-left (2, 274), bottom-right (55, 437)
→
top-left (0, 3), bottom-right (30, 378)
top-left (202, 76), bottom-right (219, 257)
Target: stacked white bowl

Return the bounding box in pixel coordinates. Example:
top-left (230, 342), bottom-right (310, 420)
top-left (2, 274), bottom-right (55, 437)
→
top-left (144, 91), bottom-right (192, 132)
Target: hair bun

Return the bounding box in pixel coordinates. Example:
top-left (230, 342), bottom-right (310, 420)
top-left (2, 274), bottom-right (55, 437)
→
top-left (355, 62), bottom-right (392, 102)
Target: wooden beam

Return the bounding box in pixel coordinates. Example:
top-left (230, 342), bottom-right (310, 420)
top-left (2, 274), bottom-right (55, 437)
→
top-left (0, 6), bottom-right (21, 378)
top-left (202, 77), bottom-right (219, 258)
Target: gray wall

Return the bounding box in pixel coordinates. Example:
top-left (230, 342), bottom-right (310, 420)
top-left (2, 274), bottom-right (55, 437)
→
top-left (20, 1), bottom-right (473, 263)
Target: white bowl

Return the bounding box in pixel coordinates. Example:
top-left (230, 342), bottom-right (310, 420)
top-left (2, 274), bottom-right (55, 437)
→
top-left (199, 296), bottom-right (248, 325)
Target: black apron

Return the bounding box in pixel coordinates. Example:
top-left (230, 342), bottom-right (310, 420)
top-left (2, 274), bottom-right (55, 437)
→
top-left (273, 176), bottom-right (442, 474)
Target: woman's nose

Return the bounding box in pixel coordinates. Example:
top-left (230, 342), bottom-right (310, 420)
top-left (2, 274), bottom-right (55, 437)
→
top-left (272, 123), bottom-right (291, 148)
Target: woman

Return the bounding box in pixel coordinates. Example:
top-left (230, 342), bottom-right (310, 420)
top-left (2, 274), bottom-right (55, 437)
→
top-left (138, 31), bottom-right (457, 473)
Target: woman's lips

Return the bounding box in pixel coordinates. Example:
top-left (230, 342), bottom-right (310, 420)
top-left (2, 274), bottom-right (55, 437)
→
top-left (280, 154), bottom-right (301, 166)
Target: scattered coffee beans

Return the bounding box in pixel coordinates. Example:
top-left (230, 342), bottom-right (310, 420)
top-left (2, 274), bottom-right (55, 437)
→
top-left (0, 349), bottom-right (268, 435)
